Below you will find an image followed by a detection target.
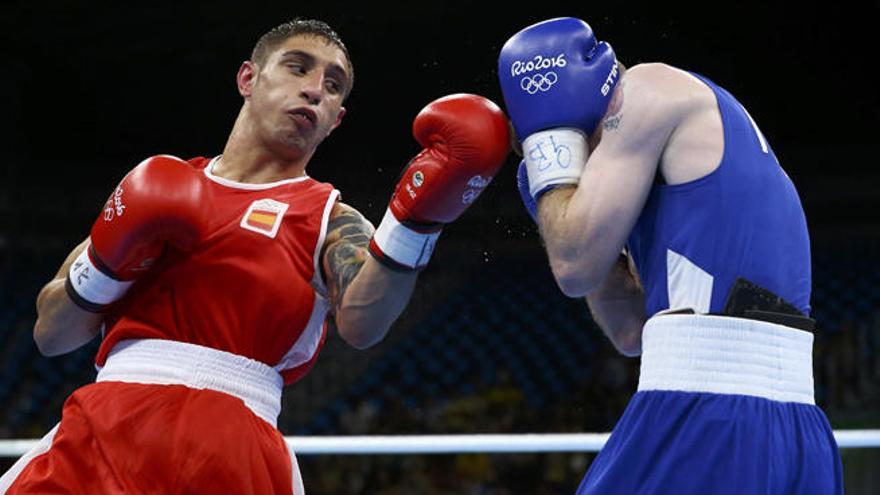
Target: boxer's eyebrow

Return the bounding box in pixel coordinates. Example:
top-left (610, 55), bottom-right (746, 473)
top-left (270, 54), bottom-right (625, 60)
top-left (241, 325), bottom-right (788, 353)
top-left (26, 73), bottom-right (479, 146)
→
top-left (279, 50), bottom-right (315, 66)
top-left (280, 50), bottom-right (346, 75)
top-left (279, 50), bottom-right (349, 91)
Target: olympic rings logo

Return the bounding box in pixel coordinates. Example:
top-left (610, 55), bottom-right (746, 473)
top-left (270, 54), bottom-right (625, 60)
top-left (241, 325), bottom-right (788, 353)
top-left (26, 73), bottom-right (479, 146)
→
top-left (520, 72), bottom-right (558, 94)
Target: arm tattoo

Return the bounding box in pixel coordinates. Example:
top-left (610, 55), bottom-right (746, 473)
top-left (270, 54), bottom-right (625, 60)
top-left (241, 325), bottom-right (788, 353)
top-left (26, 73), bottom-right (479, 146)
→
top-left (603, 113), bottom-right (622, 131)
top-left (322, 204), bottom-right (375, 311)
top-left (602, 80), bottom-right (625, 132)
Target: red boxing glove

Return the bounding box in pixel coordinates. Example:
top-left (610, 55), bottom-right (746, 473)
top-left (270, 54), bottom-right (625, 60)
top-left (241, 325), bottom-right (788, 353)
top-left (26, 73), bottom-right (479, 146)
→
top-left (370, 94), bottom-right (510, 270)
top-left (66, 155), bottom-right (208, 311)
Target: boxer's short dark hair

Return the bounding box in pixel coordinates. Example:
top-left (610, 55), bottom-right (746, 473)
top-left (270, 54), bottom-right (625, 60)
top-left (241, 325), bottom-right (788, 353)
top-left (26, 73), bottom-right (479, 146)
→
top-left (251, 18), bottom-right (354, 99)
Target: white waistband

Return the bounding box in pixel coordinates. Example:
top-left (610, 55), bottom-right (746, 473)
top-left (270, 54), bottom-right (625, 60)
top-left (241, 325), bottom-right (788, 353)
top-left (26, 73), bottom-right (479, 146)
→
top-left (97, 339), bottom-right (283, 427)
top-left (637, 314), bottom-right (815, 404)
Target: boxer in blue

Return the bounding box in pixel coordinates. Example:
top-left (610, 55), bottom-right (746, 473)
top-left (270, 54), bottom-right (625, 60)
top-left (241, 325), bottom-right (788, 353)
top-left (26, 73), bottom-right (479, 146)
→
top-left (498, 17), bottom-right (843, 494)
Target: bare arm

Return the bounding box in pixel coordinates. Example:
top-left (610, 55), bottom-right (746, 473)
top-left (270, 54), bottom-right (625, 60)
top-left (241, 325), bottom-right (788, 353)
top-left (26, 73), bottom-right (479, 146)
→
top-left (322, 202), bottom-right (418, 349)
top-left (537, 64), bottom-right (685, 297)
top-left (585, 250), bottom-right (646, 356)
top-left (33, 238), bottom-right (105, 356)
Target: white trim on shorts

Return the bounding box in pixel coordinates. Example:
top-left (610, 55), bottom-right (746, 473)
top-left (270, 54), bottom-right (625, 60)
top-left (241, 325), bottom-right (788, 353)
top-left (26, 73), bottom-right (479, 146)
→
top-left (0, 425), bottom-right (59, 493)
top-left (97, 339), bottom-right (284, 426)
top-left (637, 314), bottom-right (815, 405)
top-left (287, 442), bottom-right (306, 495)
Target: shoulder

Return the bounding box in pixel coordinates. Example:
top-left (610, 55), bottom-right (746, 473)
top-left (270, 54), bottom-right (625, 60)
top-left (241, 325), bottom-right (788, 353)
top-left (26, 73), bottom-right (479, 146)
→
top-left (325, 202), bottom-right (376, 246)
top-left (328, 202), bottom-right (373, 226)
top-left (626, 63), bottom-right (698, 92)
top-left (604, 63), bottom-right (710, 143)
top-left (624, 63), bottom-right (715, 115)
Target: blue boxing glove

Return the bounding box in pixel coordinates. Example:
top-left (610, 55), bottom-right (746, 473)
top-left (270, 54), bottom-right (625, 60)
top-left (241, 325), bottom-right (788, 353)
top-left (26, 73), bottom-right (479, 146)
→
top-left (516, 160), bottom-right (538, 223)
top-left (498, 17), bottom-right (620, 200)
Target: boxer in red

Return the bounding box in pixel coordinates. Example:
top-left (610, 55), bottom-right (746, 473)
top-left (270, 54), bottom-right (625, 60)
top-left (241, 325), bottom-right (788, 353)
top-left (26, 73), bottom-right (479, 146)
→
top-left (1, 18), bottom-right (509, 494)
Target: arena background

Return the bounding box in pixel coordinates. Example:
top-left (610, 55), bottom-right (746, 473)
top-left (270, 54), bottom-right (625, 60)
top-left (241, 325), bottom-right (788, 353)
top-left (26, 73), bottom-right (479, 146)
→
top-left (3, 0), bottom-right (878, 493)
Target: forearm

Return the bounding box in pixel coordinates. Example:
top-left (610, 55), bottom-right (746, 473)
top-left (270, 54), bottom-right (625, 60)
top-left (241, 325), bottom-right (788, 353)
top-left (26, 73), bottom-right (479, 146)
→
top-left (537, 186), bottom-right (581, 265)
top-left (34, 239), bottom-right (104, 356)
top-left (322, 203), bottom-right (420, 349)
top-left (334, 257), bottom-right (418, 349)
top-left (537, 186), bottom-right (621, 297)
top-left (585, 253), bottom-right (646, 356)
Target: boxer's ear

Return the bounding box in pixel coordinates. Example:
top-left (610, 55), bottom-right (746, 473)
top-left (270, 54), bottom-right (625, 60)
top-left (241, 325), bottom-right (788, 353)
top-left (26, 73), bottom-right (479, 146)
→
top-left (238, 61), bottom-right (258, 98)
top-left (327, 107), bottom-right (346, 136)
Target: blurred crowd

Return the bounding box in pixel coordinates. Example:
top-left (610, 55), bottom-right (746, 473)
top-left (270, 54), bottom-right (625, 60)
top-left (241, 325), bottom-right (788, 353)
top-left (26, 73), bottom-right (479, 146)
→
top-left (297, 310), bottom-right (880, 494)
top-left (2, 243), bottom-right (880, 493)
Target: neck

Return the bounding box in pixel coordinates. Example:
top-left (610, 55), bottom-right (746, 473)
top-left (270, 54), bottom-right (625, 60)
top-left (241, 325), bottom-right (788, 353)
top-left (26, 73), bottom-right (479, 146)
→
top-left (216, 107), bottom-right (313, 184)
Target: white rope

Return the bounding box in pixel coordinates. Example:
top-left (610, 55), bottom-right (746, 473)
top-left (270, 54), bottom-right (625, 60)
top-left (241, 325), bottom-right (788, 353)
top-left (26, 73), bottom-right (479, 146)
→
top-left (288, 433), bottom-right (612, 454)
top-left (1, 430), bottom-right (879, 457)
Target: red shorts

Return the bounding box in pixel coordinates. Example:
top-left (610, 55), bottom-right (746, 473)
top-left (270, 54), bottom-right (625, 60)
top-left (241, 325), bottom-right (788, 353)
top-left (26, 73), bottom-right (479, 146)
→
top-left (1, 340), bottom-right (303, 494)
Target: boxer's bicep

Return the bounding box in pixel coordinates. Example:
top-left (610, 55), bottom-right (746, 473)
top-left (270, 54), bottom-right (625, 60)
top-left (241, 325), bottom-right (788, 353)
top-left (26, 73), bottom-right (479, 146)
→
top-left (321, 202), bottom-right (374, 312)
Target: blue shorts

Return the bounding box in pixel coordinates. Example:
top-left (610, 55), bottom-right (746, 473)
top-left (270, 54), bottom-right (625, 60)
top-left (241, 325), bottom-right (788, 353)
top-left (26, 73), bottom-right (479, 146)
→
top-left (577, 315), bottom-right (843, 495)
top-left (578, 390), bottom-right (843, 494)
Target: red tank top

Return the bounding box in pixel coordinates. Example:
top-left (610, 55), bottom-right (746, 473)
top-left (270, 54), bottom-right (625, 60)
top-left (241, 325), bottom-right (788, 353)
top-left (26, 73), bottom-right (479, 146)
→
top-left (96, 156), bottom-right (339, 384)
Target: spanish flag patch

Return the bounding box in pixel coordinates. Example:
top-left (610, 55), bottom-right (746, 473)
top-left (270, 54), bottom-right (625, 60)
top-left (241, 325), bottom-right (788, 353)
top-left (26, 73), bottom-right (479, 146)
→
top-left (240, 198), bottom-right (289, 238)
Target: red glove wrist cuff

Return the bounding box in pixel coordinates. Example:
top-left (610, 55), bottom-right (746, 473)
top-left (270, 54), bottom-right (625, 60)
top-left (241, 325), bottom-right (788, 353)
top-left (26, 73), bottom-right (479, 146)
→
top-left (368, 209), bottom-right (442, 271)
top-left (66, 247), bottom-right (133, 312)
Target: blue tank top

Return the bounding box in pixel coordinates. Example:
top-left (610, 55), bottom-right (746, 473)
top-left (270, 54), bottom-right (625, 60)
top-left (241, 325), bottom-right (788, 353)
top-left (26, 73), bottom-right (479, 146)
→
top-left (627, 73), bottom-right (811, 317)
